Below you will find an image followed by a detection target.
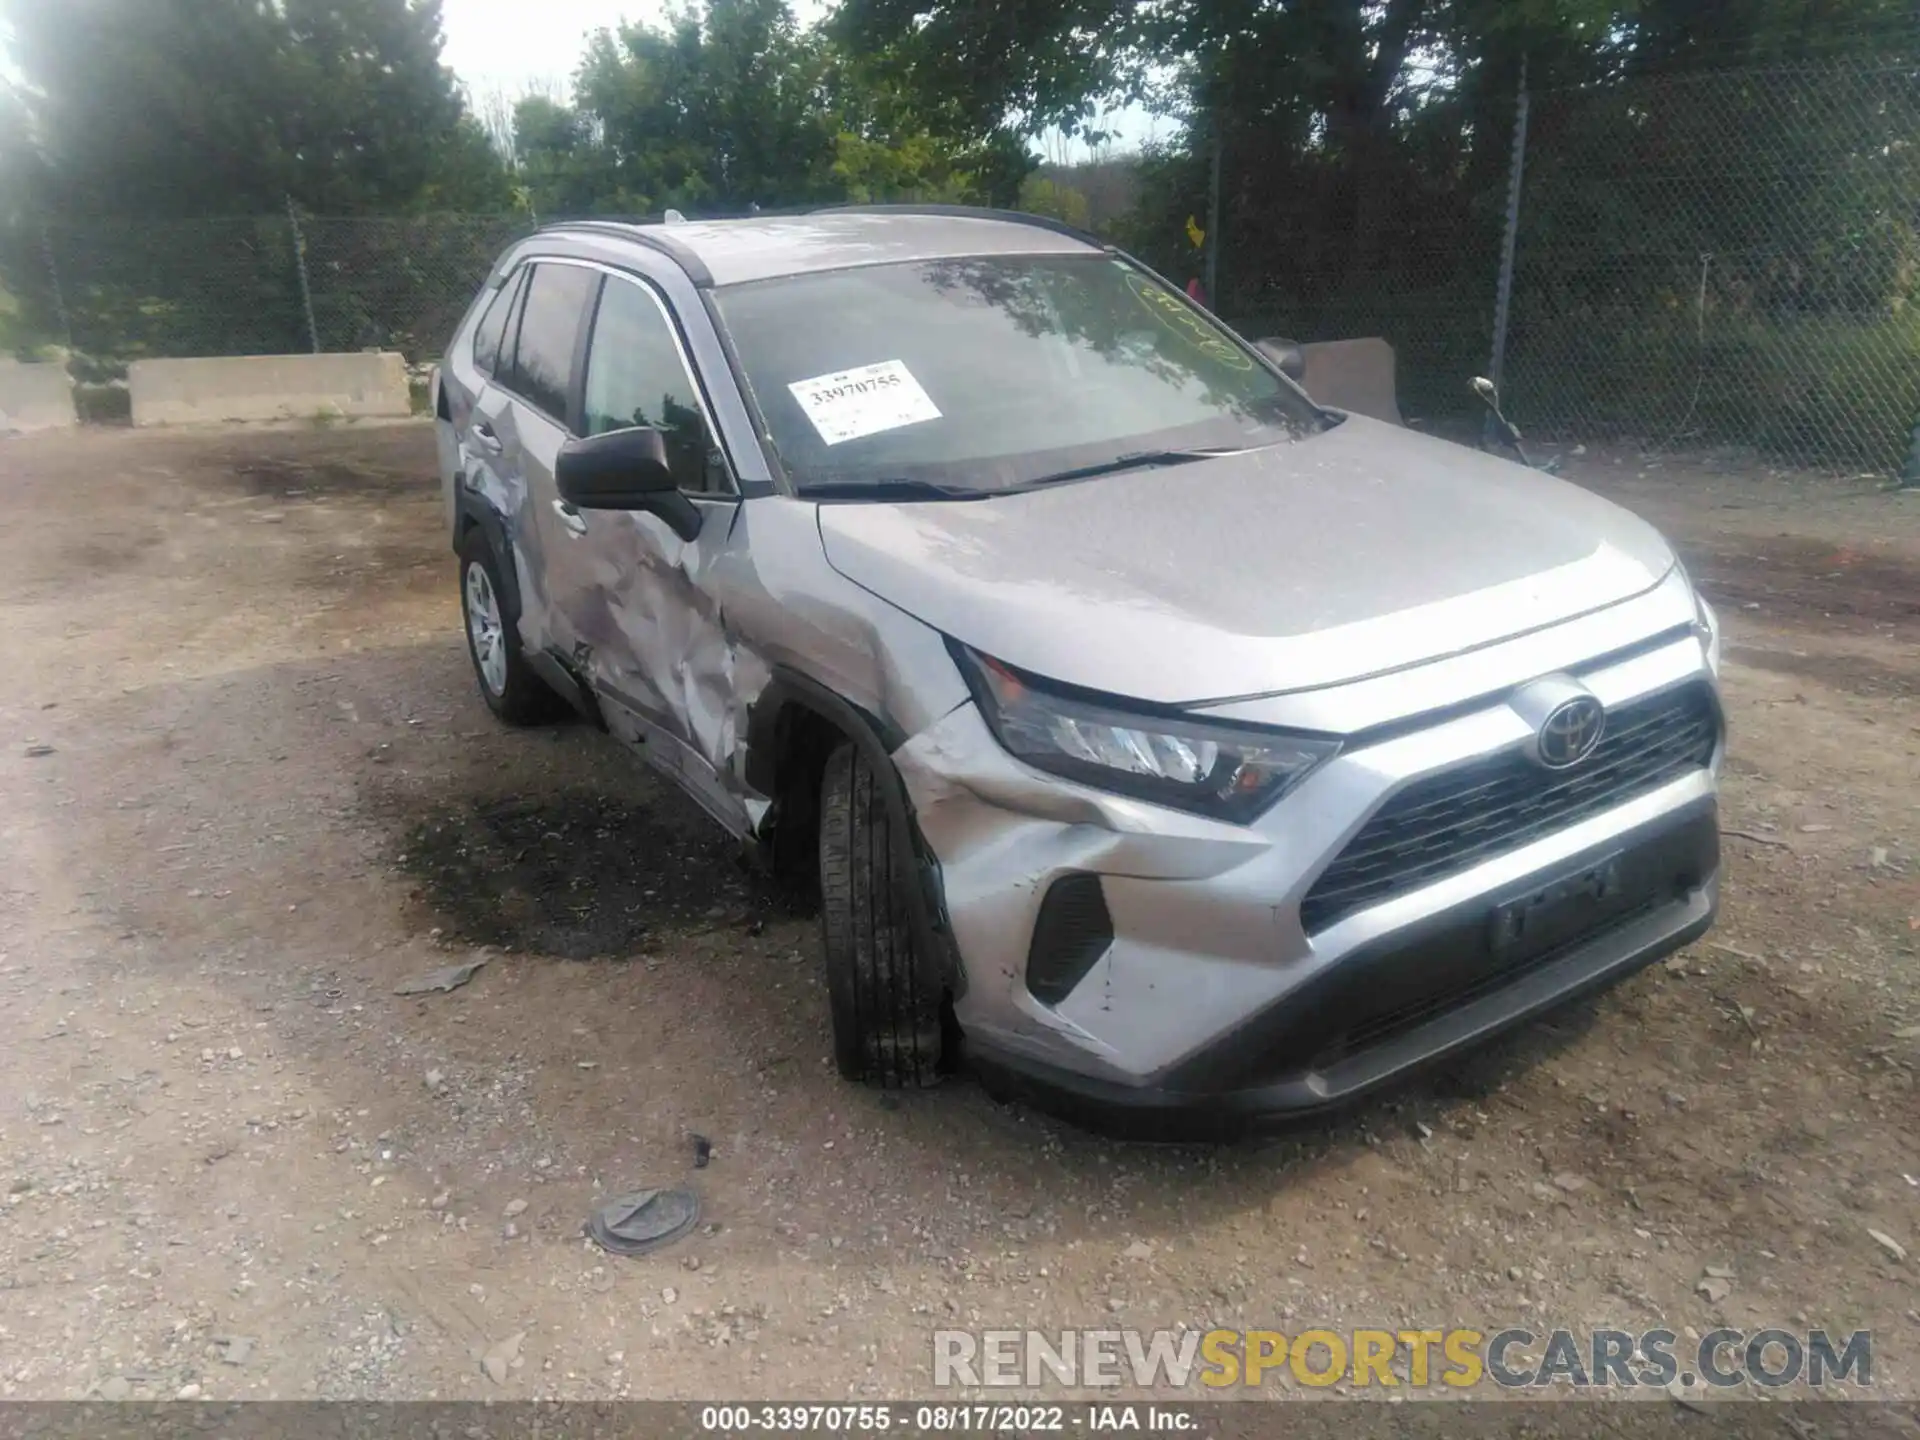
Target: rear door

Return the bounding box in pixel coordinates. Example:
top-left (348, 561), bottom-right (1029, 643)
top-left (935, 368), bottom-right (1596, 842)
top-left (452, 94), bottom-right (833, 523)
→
top-left (485, 260), bottom-right (600, 659)
top-left (439, 264), bottom-right (525, 537)
top-left (554, 269), bottom-right (751, 833)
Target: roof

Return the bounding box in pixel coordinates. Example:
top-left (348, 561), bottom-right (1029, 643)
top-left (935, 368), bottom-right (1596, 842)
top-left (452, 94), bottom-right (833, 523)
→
top-left (543, 209), bottom-right (1103, 287)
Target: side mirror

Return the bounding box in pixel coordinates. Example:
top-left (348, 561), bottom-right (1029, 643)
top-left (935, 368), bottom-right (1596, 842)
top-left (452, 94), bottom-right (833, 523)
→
top-left (555, 426), bottom-right (702, 541)
top-left (1256, 337), bottom-right (1307, 384)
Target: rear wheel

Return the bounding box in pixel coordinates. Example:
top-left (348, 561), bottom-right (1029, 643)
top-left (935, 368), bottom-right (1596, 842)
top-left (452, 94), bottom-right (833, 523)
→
top-left (458, 527), bottom-right (563, 725)
top-left (818, 741), bottom-right (943, 1088)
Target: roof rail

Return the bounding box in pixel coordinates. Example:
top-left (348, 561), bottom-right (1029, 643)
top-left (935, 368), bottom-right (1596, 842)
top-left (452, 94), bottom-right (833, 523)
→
top-left (810, 203), bottom-right (1108, 251)
top-left (535, 218), bottom-right (713, 286)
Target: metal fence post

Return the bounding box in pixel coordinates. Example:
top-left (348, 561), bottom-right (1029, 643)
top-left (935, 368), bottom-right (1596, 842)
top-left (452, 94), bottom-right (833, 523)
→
top-left (1485, 56), bottom-right (1530, 442)
top-left (39, 223), bottom-right (74, 355)
top-left (286, 195), bottom-right (321, 354)
top-left (1205, 122), bottom-right (1223, 307)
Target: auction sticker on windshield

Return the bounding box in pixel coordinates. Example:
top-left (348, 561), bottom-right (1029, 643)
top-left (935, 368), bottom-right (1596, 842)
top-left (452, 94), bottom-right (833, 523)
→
top-left (788, 360), bottom-right (942, 446)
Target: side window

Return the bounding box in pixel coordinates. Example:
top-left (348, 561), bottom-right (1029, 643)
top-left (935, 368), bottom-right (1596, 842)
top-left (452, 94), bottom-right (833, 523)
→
top-left (469, 266), bottom-right (524, 376)
top-left (504, 263), bottom-right (597, 424)
top-left (582, 277), bottom-right (729, 493)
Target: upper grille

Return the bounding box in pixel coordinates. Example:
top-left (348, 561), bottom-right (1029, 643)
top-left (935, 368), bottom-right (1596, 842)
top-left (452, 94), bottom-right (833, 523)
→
top-left (1299, 681), bottom-right (1719, 933)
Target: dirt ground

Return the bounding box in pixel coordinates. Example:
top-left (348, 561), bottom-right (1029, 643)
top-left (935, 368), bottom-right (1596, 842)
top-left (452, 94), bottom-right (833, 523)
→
top-left (0, 422), bottom-right (1914, 1403)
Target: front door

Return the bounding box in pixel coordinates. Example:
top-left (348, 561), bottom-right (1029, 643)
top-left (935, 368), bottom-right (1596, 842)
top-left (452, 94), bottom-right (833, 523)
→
top-left (554, 270), bottom-right (753, 835)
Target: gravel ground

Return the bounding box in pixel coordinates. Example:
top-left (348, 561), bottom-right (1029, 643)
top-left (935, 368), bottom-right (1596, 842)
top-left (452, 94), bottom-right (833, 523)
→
top-left (0, 422), bottom-right (1914, 1403)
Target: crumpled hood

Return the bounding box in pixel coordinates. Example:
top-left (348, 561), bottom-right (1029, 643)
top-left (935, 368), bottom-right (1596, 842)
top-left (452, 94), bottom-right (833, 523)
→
top-left (816, 414), bottom-right (1677, 707)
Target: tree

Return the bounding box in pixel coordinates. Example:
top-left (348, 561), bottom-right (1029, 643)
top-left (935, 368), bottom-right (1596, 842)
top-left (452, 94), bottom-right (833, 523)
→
top-left (0, 0), bottom-right (511, 216)
top-left (556, 0), bottom-right (837, 214)
top-left (506, 0), bottom-right (1032, 219)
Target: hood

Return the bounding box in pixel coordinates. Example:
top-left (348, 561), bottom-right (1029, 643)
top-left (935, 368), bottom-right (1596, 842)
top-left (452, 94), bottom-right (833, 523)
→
top-left (815, 414), bottom-right (1677, 707)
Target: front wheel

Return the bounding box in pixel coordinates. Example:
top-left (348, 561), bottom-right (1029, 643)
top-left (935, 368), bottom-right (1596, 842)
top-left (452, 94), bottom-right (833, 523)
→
top-left (817, 741), bottom-right (944, 1088)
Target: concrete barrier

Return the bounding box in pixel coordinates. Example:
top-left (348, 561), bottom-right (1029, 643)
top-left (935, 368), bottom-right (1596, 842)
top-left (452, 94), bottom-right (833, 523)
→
top-left (0, 360), bottom-right (77, 433)
top-left (1300, 338), bottom-right (1403, 425)
top-left (128, 352), bottom-right (411, 427)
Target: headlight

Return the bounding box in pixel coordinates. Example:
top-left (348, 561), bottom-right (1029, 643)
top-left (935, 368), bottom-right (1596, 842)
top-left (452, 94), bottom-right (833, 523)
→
top-left (952, 644), bottom-right (1338, 823)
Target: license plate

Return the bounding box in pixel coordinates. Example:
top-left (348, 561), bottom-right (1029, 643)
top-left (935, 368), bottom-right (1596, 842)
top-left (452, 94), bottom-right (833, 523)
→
top-left (1489, 852), bottom-right (1625, 960)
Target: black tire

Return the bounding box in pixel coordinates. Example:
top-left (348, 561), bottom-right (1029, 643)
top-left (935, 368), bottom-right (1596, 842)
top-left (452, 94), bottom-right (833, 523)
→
top-left (818, 740), bottom-right (944, 1088)
top-left (457, 527), bottom-right (564, 725)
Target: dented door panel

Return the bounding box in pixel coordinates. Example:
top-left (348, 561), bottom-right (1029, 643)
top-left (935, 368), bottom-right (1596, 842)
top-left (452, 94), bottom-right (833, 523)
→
top-left (563, 497), bottom-right (766, 836)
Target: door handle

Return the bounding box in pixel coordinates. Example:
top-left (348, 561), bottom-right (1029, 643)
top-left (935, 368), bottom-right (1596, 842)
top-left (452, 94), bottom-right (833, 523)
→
top-left (551, 498), bottom-right (589, 536)
top-left (471, 420), bottom-right (503, 454)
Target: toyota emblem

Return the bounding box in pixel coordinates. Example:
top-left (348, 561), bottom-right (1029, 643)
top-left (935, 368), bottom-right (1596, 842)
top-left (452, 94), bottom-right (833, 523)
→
top-left (1535, 696), bottom-right (1606, 769)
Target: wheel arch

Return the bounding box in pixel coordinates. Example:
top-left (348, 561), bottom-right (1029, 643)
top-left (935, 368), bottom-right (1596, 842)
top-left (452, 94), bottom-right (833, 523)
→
top-left (746, 668), bottom-right (965, 999)
top-left (454, 490), bottom-right (522, 620)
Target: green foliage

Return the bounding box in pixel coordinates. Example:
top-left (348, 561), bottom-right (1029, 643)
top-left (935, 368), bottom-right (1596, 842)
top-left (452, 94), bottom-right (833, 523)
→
top-left (1016, 175), bottom-right (1092, 229)
top-left (509, 0), bottom-right (1030, 219)
top-left (0, 0), bottom-right (511, 216)
top-left (562, 0), bottom-right (836, 214)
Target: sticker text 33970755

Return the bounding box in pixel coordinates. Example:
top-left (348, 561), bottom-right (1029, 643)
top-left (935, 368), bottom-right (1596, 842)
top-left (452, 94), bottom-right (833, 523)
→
top-left (788, 359), bottom-right (942, 446)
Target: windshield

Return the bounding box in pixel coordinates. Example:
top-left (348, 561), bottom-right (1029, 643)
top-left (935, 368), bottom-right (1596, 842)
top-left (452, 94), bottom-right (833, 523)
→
top-left (710, 254), bottom-right (1326, 496)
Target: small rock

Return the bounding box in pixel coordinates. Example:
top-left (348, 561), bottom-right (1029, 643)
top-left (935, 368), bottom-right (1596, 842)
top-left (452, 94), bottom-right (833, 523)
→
top-left (661, 1286), bottom-right (678, 1304)
top-left (1507, 1266), bottom-right (1524, 1282)
top-left (227, 1047), bottom-right (243, 1061)
top-left (504, 1198), bottom-right (529, 1218)
top-left (424, 1069), bottom-right (445, 1091)
top-left (1798, 823), bottom-right (1833, 834)
top-left (1696, 1276), bottom-right (1732, 1303)
top-left (1703, 1263), bottom-right (1736, 1279)
top-left (176, 1384), bottom-right (202, 1400)
top-left (502, 1222), bottom-right (520, 1240)
top-left (1893, 1024), bottom-right (1920, 1041)
top-left (430, 1191), bottom-right (451, 1211)
top-left (1868, 1228), bottom-right (1907, 1263)
top-left (213, 1335), bottom-right (254, 1366)
top-left (24, 743), bottom-right (54, 758)
top-left (1551, 1172), bottom-right (1588, 1193)
top-left (98, 1377), bottom-right (131, 1402)
top-left (1123, 1240), bottom-right (1154, 1261)
top-left (394, 958), bottom-right (487, 995)
top-left (481, 1331), bottom-right (524, 1386)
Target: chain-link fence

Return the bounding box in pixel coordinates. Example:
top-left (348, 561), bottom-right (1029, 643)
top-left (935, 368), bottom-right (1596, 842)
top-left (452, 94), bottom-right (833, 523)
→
top-left (1219, 57), bottom-right (1920, 478)
top-left (1506, 63), bottom-right (1920, 475)
top-left (0, 211), bottom-right (535, 373)
top-left (2, 57), bottom-right (1915, 475)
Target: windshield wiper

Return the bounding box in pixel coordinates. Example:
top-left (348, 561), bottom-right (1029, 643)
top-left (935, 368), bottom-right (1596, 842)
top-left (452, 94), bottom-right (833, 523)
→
top-left (1019, 447), bottom-right (1243, 489)
top-left (797, 479), bottom-right (992, 502)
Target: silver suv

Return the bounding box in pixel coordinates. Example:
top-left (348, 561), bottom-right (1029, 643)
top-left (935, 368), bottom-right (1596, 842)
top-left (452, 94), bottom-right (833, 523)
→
top-left (431, 207), bottom-right (1723, 1137)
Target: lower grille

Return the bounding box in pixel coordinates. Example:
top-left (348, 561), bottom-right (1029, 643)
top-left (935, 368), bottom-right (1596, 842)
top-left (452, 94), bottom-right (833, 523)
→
top-left (1300, 681), bottom-right (1719, 933)
top-left (1025, 873), bottom-right (1114, 1005)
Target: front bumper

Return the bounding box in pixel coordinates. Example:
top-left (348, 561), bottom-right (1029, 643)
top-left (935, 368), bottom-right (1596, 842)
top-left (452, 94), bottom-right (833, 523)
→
top-left (968, 804), bottom-right (1716, 1139)
top-left (892, 606), bottom-right (1722, 1139)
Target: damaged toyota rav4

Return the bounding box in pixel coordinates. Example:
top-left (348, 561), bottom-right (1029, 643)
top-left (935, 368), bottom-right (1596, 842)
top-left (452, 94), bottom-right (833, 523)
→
top-left (432, 206), bottom-right (1723, 1138)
